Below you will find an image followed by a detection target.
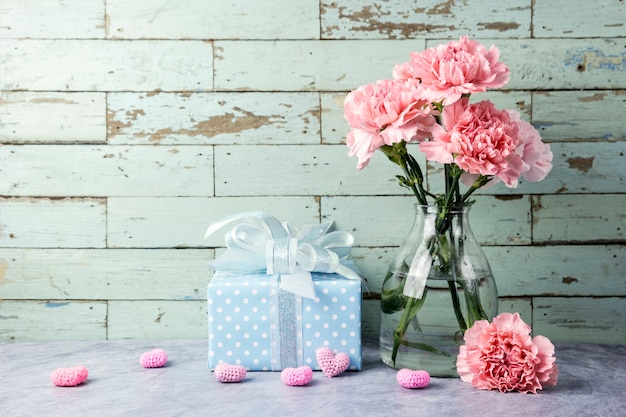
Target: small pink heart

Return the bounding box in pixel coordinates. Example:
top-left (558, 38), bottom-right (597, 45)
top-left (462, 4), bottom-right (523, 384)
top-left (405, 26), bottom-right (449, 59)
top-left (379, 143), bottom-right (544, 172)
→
top-left (50, 366), bottom-right (89, 387)
top-left (140, 349), bottom-right (168, 368)
top-left (315, 347), bottom-right (350, 378)
top-left (281, 366), bottom-right (313, 386)
top-left (396, 368), bottom-right (430, 389)
top-left (214, 362), bottom-right (247, 383)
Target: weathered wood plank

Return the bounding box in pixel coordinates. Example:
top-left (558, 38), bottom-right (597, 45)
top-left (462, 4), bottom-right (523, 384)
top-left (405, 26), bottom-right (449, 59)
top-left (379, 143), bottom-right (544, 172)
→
top-left (0, 301), bottom-right (107, 342)
top-left (0, 92), bottom-right (106, 143)
top-left (214, 144), bottom-right (404, 196)
top-left (484, 245), bottom-right (625, 297)
top-left (532, 194), bottom-right (626, 243)
top-left (427, 141), bottom-right (626, 196)
top-left (533, 297), bottom-right (625, 344)
top-left (0, 249), bottom-right (211, 300)
top-left (362, 296), bottom-right (533, 341)
top-left (534, 0), bottom-right (626, 38)
top-left (321, 91), bottom-right (532, 145)
top-left (321, 195), bottom-right (531, 247)
top-left (107, 300), bottom-right (207, 339)
top-left (348, 244), bottom-right (625, 299)
top-left (533, 91), bottom-right (626, 141)
top-left (107, 197), bottom-right (320, 248)
top-left (0, 40), bottom-right (213, 92)
top-left (0, 198), bottom-right (106, 248)
top-left (440, 38), bottom-right (626, 90)
top-left (321, 0), bottom-right (531, 39)
top-left (214, 40), bottom-right (424, 91)
top-left (106, 0), bottom-right (319, 40)
top-left (0, 145), bottom-right (213, 197)
top-left (107, 92), bottom-right (320, 145)
top-left (216, 38), bottom-right (625, 92)
top-left (0, 0), bottom-right (104, 39)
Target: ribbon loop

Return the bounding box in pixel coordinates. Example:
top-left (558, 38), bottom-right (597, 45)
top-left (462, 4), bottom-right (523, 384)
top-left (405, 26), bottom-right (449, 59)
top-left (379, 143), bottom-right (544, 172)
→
top-left (205, 212), bottom-right (361, 299)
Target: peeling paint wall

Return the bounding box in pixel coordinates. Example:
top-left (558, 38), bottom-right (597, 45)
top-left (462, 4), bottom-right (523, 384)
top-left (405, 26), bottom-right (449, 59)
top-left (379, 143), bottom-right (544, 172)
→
top-left (0, 0), bottom-right (624, 343)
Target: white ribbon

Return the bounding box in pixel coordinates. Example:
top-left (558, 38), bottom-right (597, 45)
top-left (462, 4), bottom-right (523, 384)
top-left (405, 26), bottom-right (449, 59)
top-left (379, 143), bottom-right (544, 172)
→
top-left (204, 211), bottom-right (361, 299)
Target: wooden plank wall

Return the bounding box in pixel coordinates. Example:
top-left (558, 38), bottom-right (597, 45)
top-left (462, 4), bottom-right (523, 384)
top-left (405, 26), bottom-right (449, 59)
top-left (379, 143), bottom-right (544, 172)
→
top-left (0, 1), bottom-right (624, 344)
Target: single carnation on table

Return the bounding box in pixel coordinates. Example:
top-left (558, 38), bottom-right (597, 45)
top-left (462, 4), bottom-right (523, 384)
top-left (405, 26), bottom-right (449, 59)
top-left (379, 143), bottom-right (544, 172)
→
top-left (456, 312), bottom-right (559, 394)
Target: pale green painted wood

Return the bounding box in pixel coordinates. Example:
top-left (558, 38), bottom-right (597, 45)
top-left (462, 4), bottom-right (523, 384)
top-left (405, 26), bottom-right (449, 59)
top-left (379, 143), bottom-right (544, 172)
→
top-left (0, 301), bottom-right (107, 342)
top-left (0, 145), bottom-right (213, 197)
top-left (533, 297), bottom-right (626, 344)
top-left (321, 0), bottom-right (531, 39)
top-left (488, 38), bottom-right (626, 90)
top-left (0, 198), bottom-right (106, 248)
top-left (214, 144), bottom-right (403, 197)
top-left (107, 92), bottom-right (321, 145)
top-left (0, 92), bottom-right (106, 143)
top-left (533, 194), bottom-right (626, 243)
top-left (346, 245), bottom-right (625, 299)
top-left (0, 249), bottom-right (211, 300)
top-left (322, 195), bottom-right (531, 247)
top-left (214, 40), bottom-right (425, 91)
top-left (107, 197), bottom-right (320, 248)
top-left (0, 0), bottom-right (104, 39)
top-left (0, 1), bottom-right (623, 343)
top-left (484, 245), bottom-right (626, 297)
top-left (534, 0), bottom-right (626, 38)
top-left (0, 40), bottom-right (213, 92)
top-left (106, 0), bottom-right (320, 40)
top-left (533, 90), bottom-right (626, 141)
top-left (107, 300), bottom-right (207, 339)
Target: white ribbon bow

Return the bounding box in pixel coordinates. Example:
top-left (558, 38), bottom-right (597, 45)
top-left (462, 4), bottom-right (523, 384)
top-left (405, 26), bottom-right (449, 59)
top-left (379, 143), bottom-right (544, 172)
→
top-left (204, 211), bottom-right (361, 299)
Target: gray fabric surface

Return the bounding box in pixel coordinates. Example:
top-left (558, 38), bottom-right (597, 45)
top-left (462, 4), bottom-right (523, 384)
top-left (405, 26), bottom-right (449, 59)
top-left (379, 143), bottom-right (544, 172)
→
top-left (0, 339), bottom-right (624, 417)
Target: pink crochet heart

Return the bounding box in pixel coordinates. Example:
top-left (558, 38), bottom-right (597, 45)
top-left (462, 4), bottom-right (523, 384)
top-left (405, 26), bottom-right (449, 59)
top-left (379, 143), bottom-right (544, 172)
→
top-left (50, 366), bottom-right (89, 387)
top-left (396, 368), bottom-right (430, 389)
top-left (140, 349), bottom-right (168, 368)
top-left (281, 366), bottom-right (313, 386)
top-left (315, 347), bottom-right (350, 378)
top-left (214, 362), bottom-right (247, 383)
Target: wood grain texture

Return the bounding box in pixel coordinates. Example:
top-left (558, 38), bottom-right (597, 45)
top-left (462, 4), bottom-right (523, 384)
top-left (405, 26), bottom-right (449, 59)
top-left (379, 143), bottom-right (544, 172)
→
top-left (533, 0), bottom-right (626, 38)
top-left (321, 0), bottom-right (531, 39)
top-left (0, 40), bottom-right (213, 92)
top-left (0, 249), bottom-right (211, 300)
top-left (0, 92), bottom-right (106, 143)
top-left (107, 92), bottom-right (320, 145)
top-left (107, 300), bottom-right (207, 339)
top-left (107, 197), bottom-right (320, 248)
top-left (0, 0), bottom-right (104, 39)
top-left (0, 0), bottom-right (623, 343)
top-left (106, 0), bottom-right (320, 40)
top-left (0, 145), bottom-right (213, 197)
top-left (0, 301), bottom-right (107, 342)
top-left (0, 198), bottom-right (106, 248)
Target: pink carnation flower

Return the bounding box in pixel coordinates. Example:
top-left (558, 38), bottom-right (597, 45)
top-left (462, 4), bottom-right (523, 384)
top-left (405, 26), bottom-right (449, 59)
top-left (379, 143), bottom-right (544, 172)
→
top-left (420, 99), bottom-right (523, 186)
top-left (420, 99), bottom-right (552, 188)
top-left (393, 36), bottom-right (510, 105)
top-left (457, 312), bottom-right (559, 394)
top-left (344, 79), bottom-right (436, 169)
top-left (509, 110), bottom-right (554, 184)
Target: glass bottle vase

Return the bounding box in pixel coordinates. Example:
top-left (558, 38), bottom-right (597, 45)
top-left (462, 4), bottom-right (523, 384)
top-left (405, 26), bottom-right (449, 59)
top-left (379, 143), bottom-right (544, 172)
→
top-left (379, 204), bottom-right (498, 377)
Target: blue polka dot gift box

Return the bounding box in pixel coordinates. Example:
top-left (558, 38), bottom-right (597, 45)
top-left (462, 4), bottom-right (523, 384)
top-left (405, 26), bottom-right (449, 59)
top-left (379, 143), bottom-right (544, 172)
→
top-left (205, 212), bottom-right (363, 371)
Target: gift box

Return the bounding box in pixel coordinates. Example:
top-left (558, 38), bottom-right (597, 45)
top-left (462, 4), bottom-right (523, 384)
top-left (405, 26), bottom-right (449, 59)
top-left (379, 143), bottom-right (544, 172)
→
top-left (205, 211), bottom-right (363, 371)
top-left (207, 271), bottom-right (362, 371)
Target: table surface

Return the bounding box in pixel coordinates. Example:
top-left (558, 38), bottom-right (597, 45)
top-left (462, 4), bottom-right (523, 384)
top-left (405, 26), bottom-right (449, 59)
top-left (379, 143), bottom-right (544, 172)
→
top-left (1, 339), bottom-right (624, 417)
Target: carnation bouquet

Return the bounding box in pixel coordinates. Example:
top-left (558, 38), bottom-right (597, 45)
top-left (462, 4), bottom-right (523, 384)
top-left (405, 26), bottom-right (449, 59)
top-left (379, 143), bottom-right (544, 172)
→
top-left (343, 37), bottom-right (553, 370)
